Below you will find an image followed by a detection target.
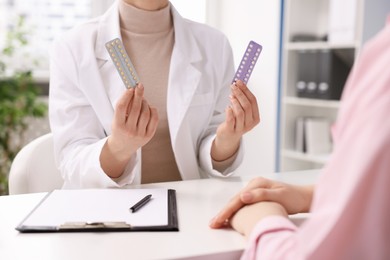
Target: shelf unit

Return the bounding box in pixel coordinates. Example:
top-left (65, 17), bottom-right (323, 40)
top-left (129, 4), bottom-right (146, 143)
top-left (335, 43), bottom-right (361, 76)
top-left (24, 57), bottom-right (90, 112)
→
top-left (278, 0), bottom-right (364, 172)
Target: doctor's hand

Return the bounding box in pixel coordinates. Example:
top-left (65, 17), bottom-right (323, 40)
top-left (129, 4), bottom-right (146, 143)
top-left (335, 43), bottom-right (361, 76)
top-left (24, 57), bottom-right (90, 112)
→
top-left (209, 177), bottom-right (314, 229)
top-left (211, 80), bottom-right (260, 161)
top-left (100, 83), bottom-right (159, 178)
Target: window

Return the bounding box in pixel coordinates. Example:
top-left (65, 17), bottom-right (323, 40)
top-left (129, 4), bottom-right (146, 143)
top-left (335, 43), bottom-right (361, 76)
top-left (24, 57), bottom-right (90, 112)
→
top-left (0, 0), bottom-right (112, 77)
top-left (0, 0), bottom-right (206, 80)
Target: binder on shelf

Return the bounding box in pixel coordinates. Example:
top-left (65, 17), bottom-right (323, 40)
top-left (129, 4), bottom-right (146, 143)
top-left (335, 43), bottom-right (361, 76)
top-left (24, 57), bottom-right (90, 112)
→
top-left (296, 50), bottom-right (318, 98)
top-left (304, 117), bottom-right (332, 154)
top-left (295, 117), bottom-right (306, 153)
top-left (16, 188), bottom-right (178, 233)
top-left (295, 50), bottom-right (351, 100)
top-left (317, 50), bottom-right (350, 100)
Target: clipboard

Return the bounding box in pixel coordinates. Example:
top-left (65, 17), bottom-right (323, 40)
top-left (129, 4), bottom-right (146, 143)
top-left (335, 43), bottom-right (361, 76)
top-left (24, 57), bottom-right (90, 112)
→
top-left (16, 188), bottom-right (178, 233)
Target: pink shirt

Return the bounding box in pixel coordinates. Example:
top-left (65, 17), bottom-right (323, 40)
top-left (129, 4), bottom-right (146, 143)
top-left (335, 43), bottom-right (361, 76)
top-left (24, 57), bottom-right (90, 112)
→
top-left (242, 19), bottom-right (390, 259)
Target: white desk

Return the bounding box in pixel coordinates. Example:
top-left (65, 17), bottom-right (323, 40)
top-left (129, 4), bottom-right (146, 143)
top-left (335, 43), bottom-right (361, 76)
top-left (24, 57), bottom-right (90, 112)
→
top-left (0, 170), bottom-right (319, 260)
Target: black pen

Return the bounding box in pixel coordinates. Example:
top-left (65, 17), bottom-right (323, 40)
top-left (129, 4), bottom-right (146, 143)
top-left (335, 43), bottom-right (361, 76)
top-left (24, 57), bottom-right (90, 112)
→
top-left (130, 194), bottom-right (152, 213)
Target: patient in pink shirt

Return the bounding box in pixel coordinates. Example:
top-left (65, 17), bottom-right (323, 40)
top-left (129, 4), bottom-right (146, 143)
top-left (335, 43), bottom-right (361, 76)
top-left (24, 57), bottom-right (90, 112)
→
top-left (210, 18), bottom-right (390, 259)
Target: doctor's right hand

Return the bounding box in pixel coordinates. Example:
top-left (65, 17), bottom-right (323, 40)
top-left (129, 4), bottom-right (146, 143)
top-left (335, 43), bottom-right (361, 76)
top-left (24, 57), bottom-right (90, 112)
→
top-left (111, 83), bottom-right (159, 157)
top-left (100, 83), bottom-right (159, 178)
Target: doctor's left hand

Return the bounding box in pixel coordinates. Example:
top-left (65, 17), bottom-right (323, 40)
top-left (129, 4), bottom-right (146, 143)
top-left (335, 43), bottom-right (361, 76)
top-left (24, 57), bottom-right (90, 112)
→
top-left (211, 80), bottom-right (260, 161)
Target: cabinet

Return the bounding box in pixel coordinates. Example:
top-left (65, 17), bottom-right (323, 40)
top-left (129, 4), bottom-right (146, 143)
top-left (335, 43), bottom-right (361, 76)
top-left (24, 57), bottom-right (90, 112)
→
top-left (278, 0), bottom-right (364, 171)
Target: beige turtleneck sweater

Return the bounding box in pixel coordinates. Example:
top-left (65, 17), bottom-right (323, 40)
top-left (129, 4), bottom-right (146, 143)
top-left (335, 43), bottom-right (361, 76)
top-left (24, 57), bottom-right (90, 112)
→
top-left (119, 1), bottom-right (182, 184)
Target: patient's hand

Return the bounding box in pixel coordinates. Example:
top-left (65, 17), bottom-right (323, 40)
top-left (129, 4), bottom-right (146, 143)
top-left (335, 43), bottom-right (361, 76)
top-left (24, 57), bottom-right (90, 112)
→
top-left (230, 201), bottom-right (288, 239)
top-left (209, 177), bottom-right (314, 229)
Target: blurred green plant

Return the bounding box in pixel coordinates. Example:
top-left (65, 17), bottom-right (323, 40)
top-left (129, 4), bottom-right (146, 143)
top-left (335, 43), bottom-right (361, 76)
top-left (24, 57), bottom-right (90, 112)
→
top-left (0, 16), bottom-right (47, 195)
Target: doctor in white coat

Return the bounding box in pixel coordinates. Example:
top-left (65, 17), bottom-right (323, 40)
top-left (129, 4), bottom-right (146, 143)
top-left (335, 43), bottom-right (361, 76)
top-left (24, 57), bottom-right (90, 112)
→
top-left (49, 0), bottom-right (260, 189)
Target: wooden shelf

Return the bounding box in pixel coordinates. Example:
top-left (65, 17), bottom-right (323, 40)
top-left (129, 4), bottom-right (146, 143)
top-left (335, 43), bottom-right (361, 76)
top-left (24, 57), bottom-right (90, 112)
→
top-left (283, 96), bottom-right (340, 109)
top-left (286, 41), bottom-right (358, 51)
top-left (282, 149), bottom-right (330, 164)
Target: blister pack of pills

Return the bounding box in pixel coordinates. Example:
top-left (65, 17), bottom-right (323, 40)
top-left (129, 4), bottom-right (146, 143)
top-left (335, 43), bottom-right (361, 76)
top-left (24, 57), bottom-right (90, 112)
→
top-left (105, 38), bottom-right (140, 89)
top-left (232, 40), bottom-right (262, 85)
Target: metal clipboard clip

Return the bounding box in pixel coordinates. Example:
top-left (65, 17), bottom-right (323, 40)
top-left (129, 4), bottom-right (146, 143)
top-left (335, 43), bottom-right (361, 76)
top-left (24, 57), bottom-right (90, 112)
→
top-left (59, 221), bottom-right (131, 230)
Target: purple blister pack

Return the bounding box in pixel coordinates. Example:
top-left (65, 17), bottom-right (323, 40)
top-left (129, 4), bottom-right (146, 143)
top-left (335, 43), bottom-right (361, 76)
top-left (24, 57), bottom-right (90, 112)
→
top-left (232, 40), bottom-right (262, 84)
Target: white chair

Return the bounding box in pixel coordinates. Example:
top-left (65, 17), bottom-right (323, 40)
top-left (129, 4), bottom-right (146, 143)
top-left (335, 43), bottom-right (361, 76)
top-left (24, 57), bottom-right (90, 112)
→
top-left (8, 133), bottom-right (64, 194)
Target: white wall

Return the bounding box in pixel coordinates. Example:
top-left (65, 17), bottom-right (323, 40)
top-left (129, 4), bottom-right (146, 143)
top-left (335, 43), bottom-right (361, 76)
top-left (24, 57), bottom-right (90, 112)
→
top-left (206, 0), bottom-right (281, 176)
top-left (362, 0), bottom-right (390, 43)
top-left (169, 0), bottom-right (206, 23)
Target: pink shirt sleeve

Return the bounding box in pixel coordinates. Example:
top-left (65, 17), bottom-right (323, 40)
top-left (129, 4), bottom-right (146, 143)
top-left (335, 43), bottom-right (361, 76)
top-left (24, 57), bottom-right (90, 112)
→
top-left (242, 19), bottom-right (390, 260)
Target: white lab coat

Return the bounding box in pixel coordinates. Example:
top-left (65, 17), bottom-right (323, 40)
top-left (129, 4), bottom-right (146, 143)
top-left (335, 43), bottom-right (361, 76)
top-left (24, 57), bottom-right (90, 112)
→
top-left (49, 1), bottom-right (244, 189)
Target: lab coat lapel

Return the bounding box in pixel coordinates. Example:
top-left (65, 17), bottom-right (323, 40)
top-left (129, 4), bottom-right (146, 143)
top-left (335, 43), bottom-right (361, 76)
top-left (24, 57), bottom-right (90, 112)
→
top-left (167, 5), bottom-right (202, 147)
top-left (95, 2), bottom-right (121, 62)
top-left (78, 1), bottom-right (124, 135)
top-left (94, 1), bottom-right (127, 123)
